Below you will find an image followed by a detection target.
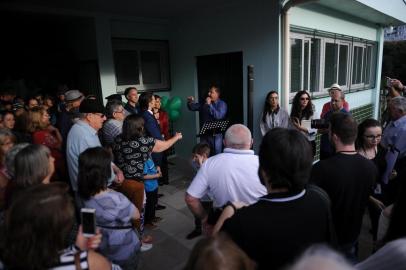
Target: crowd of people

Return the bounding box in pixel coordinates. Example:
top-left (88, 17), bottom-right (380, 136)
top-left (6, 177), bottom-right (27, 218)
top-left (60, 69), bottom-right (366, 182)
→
top-left (0, 78), bottom-right (404, 270)
top-left (0, 87), bottom-right (182, 269)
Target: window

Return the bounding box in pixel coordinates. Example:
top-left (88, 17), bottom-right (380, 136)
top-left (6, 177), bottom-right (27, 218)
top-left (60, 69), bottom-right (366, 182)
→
top-left (290, 29), bottom-right (376, 95)
top-left (112, 39), bottom-right (170, 92)
top-left (290, 34), bottom-right (320, 93)
top-left (323, 40), bottom-right (350, 90)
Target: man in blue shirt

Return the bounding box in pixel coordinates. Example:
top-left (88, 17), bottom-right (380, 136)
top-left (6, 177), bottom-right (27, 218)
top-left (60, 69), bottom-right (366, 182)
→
top-left (67, 98), bottom-right (124, 193)
top-left (381, 96), bottom-right (406, 185)
top-left (187, 85), bottom-right (227, 155)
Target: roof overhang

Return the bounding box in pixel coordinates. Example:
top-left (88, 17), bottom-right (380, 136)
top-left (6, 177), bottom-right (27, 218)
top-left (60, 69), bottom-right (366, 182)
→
top-left (283, 0), bottom-right (406, 26)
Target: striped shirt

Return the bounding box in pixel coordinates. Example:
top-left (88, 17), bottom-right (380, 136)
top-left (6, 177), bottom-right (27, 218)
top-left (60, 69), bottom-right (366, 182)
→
top-left (51, 245), bottom-right (89, 270)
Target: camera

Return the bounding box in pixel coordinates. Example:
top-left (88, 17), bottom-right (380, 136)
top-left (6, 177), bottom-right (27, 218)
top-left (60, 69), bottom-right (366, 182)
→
top-left (311, 119), bottom-right (329, 129)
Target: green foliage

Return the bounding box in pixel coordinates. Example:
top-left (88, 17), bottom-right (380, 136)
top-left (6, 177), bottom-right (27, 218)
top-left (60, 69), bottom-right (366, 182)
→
top-left (382, 41), bottom-right (406, 80)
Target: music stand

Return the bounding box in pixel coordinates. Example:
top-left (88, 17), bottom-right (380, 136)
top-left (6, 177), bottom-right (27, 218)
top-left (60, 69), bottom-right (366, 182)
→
top-left (198, 120), bottom-right (229, 154)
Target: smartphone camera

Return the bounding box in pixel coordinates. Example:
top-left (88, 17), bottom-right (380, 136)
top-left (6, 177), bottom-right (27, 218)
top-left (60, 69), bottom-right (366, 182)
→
top-left (81, 208), bottom-right (96, 237)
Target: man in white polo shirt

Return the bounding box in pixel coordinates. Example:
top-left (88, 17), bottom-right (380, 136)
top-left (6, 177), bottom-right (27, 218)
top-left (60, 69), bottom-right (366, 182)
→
top-left (185, 124), bottom-right (267, 230)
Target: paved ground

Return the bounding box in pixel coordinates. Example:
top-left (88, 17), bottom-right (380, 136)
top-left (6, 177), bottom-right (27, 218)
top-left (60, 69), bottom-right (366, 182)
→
top-left (138, 157), bottom-right (200, 270)
top-left (137, 156), bottom-right (375, 270)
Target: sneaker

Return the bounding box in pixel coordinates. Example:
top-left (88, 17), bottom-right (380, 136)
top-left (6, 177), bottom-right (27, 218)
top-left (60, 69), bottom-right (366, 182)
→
top-left (140, 243), bottom-right (153, 252)
top-left (142, 235), bottom-right (153, 244)
top-left (186, 229), bottom-right (202, 240)
top-left (155, 204), bottom-right (166, 210)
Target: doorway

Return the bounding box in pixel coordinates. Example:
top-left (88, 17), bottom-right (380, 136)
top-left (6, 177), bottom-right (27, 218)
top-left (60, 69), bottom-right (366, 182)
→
top-left (196, 52), bottom-right (244, 128)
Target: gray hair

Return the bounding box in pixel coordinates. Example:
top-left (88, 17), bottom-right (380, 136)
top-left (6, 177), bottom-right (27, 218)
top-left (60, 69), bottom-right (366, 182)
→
top-left (224, 124), bottom-right (252, 149)
top-left (0, 128), bottom-right (15, 145)
top-left (287, 245), bottom-right (354, 270)
top-left (5, 143), bottom-right (30, 177)
top-left (14, 144), bottom-right (51, 189)
top-left (390, 96), bottom-right (406, 114)
top-left (106, 100), bottom-right (123, 118)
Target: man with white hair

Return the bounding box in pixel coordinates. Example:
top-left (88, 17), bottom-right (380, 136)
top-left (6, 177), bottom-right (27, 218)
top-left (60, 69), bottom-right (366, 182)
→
top-left (185, 124), bottom-right (267, 228)
top-left (380, 96), bottom-right (406, 189)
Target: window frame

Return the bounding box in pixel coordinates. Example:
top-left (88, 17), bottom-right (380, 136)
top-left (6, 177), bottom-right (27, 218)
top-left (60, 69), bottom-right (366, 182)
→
top-left (112, 39), bottom-right (170, 93)
top-left (320, 38), bottom-right (351, 92)
top-left (290, 30), bottom-right (377, 97)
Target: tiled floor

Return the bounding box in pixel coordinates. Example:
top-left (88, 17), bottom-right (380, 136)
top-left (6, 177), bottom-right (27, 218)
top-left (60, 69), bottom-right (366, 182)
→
top-left (138, 157), bottom-right (201, 270)
top-left (137, 156), bottom-right (375, 269)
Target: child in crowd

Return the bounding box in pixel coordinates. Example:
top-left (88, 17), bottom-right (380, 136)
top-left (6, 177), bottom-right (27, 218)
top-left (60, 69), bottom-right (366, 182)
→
top-left (186, 143), bottom-right (211, 239)
top-left (143, 156), bottom-right (162, 229)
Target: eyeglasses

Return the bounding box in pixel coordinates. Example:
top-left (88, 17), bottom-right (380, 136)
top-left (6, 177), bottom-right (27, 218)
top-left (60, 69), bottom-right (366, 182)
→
top-left (364, 134), bottom-right (382, 140)
top-left (300, 98), bottom-right (310, 101)
top-left (114, 110), bottom-right (124, 114)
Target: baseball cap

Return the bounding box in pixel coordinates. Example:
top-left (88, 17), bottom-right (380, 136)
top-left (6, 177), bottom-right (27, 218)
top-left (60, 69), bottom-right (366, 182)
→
top-left (329, 83), bottom-right (342, 91)
top-left (79, 98), bottom-right (105, 114)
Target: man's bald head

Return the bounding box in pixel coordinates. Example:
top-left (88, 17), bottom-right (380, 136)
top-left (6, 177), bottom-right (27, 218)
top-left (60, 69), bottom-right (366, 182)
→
top-left (224, 124), bottom-right (252, 150)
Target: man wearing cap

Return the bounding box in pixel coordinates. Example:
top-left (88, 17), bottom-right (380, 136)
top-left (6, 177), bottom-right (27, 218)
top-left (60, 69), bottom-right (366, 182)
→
top-left (66, 98), bottom-right (124, 194)
top-left (319, 90), bottom-right (350, 160)
top-left (124, 87), bottom-right (139, 115)
top-left (320, 84), bottom-right (350, 118)
top-left (57, 90), bottom-right (84, 146)
top-left (105, 94), bottom-right (123, 103)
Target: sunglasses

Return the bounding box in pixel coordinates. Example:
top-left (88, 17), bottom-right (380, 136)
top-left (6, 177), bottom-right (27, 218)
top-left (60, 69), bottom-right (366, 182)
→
top-left (300, 97), bottom-right (310, 101)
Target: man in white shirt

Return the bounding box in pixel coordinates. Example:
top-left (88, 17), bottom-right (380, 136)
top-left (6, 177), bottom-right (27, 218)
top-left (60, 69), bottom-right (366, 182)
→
top-left (185, 124), bottom-right (267, 227)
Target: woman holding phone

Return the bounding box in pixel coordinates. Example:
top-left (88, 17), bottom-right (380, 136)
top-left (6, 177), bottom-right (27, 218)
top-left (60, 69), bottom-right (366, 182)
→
top-left (0, 182), bottom-right (116, 269)
top-left (78, 147), bottom-right (141, 270)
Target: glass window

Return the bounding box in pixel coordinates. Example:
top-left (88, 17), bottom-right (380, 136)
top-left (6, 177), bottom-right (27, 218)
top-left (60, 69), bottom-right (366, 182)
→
top-left (290, 30), bottom-right (376, 93)
top-left (304, 40), bottom-right (309, 91)
top-left (291, 38), bottom-right (302, 93)
top-left (324, 43), bottom-right (338, 88)
top-left (352, 46), bottom-right (364, 84)
top-left (113, 50), bottom-right (140, 85)
top-left (112, 39), bottom-right (170, 92)
top-left (141, 51), bottom-right (162, 84)
top-left (338, 44), bottom-right (348, 86)
top-left (363, 46), bottom-right (372, 84)
top-left (309, 38), bottom-right (320, 92)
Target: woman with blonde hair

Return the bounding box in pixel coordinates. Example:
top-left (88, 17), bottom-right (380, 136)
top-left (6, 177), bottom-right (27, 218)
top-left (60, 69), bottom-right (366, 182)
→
top-left (27, 106), bottom-right (65, 182)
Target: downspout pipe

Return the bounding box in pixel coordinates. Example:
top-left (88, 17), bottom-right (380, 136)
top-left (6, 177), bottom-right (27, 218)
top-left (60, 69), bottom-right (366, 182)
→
top-left (281, 0), bottom-right (319, 109)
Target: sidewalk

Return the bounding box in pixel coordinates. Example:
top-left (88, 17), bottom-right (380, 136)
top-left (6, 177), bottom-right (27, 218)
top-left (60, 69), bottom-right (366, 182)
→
top-left (138, 157), bottom-right (200, 270)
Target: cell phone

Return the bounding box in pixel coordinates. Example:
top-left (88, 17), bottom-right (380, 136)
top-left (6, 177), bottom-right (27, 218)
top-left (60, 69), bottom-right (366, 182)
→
top-left (81, 208), bottom-right (96, 237)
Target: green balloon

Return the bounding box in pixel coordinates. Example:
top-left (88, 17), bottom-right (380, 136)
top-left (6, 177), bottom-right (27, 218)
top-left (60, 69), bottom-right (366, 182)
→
top-left (168, 109), bottom-right (181, 121)
top-left (160, 96), bottom-right (169, 110)
top-left (168, 96), bottom-right (182, 111)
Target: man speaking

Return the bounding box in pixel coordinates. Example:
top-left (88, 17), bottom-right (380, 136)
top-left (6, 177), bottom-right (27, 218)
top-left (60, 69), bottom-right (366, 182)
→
top-left (187, 85), bottom-right (227, 155)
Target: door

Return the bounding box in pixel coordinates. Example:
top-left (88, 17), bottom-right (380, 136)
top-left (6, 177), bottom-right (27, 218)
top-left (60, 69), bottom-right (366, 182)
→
top-left (196, 52), bottom-right (244, 128)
